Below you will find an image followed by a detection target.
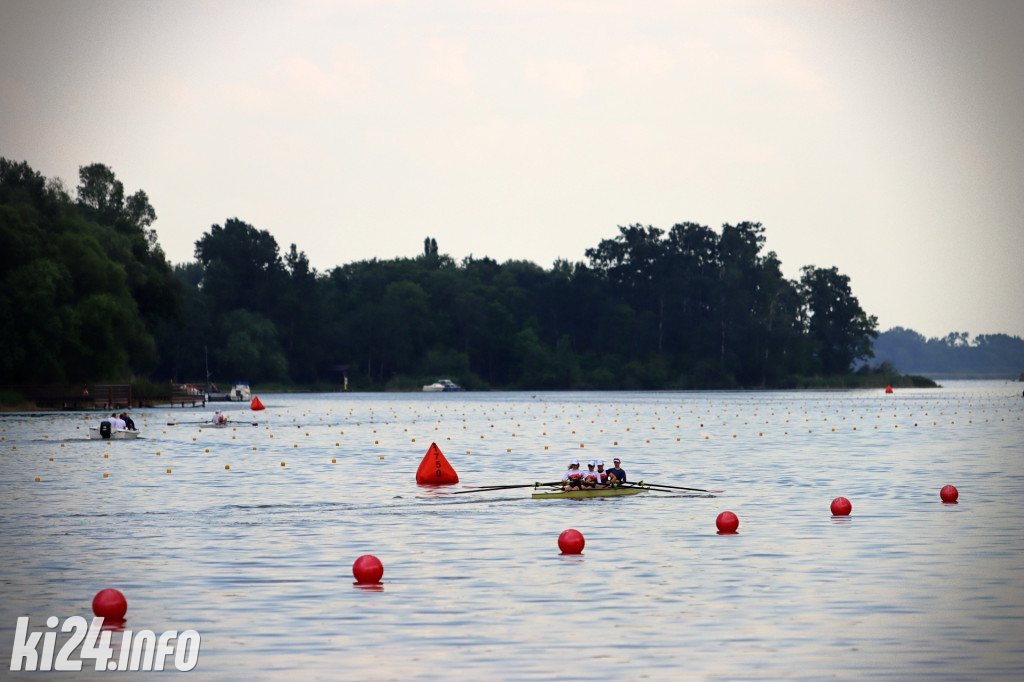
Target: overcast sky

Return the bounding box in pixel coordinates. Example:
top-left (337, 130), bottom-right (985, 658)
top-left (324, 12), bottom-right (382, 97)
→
top-left (2, 0), bottom-right (1022, 339)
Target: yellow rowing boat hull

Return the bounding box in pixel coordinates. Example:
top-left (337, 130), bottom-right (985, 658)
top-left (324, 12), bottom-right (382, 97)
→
top-left (531, 485), bottom-right (649, 499)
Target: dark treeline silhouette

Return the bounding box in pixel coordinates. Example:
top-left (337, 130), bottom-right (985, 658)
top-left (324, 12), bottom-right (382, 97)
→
top-left (873, 327), bottom-right (1024, 378)
top-left (3, 159), bottom-right (887, 390)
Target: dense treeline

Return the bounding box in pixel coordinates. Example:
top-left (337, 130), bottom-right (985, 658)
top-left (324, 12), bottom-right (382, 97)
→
top-left (873, 328), bottom-right (1024, 378)
top-left (0, 159), bottom-right (180, 383)
top-left (3, 159), bottom-right (885, 390)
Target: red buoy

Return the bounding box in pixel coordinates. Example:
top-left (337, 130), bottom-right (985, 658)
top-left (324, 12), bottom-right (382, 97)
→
top-left (250, 396), bottom-right (265, 411)
top-left (352, 555), bottom-right (384, 584)
top-left (885, 385), bottom-right (893, 394)
top-left (716, 511), bottom-right (739, 534)
top-left (92, 588), bottom-right (127, 621)
top-left (415, 442), bottom-right (459, 485)
top-left (940, 485), bottom-right (959, 504)
top-left (558, 529), bottom-right (585, 554)
top-left (830, 496), bottom-right (852, 516)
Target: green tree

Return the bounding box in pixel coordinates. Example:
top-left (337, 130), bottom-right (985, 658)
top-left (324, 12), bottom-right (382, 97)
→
top-left (800, 265), bottom-right (878, 374)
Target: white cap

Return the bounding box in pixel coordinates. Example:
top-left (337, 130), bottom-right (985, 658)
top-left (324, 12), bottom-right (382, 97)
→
top-left (596, 460), bottom-right (604, 466)
top-left (588, 461), bottom-right (596, 467)
top-left (570, 458), bottom-right (580, 465)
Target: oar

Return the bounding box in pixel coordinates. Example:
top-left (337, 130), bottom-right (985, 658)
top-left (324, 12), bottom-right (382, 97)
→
top-left (634, 481), bottom-right (722, 494)
top-left (166, 420), bottom-right (259, 426)
top-left (448, 481), bottom-right (562, 495)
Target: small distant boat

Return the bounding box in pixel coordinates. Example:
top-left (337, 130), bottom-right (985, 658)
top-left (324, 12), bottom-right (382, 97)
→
top-left (88, 426), bottom-right (141, 440)
top-left (423, 379), bottom-right (461, 392)
top-left (207, 382), bottom-right (252, 402)
top-left (531, 485), bottom-right (649, 499)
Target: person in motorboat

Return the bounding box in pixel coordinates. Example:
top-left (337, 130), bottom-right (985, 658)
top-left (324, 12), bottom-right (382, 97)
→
top-left (606, 457), bottom-right (627, 485)
top-left (212, 410), bottom-right (228, 425)
top-left (595, 460), bottom-right (609, 487)
top-left (582, 461), bottom-right (600, 488)
top-left (119, 413), bottom-right (136, 430)
top-left (107, 413), bottom-right (126, 430)
top-left (561, 459), bottom-right (584, 491)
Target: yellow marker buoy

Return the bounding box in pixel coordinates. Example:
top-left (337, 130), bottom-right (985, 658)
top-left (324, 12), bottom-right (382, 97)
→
top-left (281, 462), bottom-right (286, 467)
top-left (166, 468), bottom-right (171, 473)
top-left (225, 465), bottom-right (230, 470)
top-left (332, 458), bottom-right (336, 463)
top-left (35, 477), bottom-right (40, 482)
top-left (103, 473), bottom-right (108, 478)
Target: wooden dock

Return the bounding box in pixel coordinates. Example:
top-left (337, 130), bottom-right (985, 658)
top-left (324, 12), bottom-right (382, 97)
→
top-left (2, 383), bottom-right (206, 409)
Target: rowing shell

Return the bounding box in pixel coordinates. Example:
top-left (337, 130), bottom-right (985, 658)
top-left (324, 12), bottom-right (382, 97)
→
top-left (532, 485), bottom-right (649, 499)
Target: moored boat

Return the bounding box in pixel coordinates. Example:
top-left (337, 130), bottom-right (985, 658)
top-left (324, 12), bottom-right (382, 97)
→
top-left (207, 382), bottom-right (252, 402)
top-left (423, 379), bottom-right (461, 392)
top-left (531, 485), bottom-right (649, 499)
top-left (88, 427), bottom-right (141, 440)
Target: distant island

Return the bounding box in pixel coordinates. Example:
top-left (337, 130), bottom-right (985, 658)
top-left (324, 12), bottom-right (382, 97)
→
top-left (873, 328), bottom-right (1024, 380)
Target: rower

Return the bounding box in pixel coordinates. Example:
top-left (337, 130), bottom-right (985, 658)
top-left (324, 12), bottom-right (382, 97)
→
top-left (595, 460), bottom-right (608, 487)
top-left (562, 459), bottom-right (584, 490)
top-left (212, 410), bottom-right (228, 425)
top-left (606, 457), bottom-right (627, 485)
top-left (582, 461), bottom-right (599, 488)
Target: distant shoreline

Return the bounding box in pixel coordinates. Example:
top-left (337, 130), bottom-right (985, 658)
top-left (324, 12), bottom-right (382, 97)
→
top-left (0, 376), bottom-right (959, 412)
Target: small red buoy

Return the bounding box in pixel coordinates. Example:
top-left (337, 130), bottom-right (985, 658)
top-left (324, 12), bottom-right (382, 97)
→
top-left (92, 588), bottom-right (127, 620)
top-left (250, 396), bottom-right (265, 411)
top-left (352, 555), bottom-right (384, 584)
top-left (716, 511), bottom-right (739, 534)
top-left (558, 529), bottom-right (585, 554)
top-left (940, 485), bottom-right (959, 504)
top-left (831, 497), bottom-right (852, 516)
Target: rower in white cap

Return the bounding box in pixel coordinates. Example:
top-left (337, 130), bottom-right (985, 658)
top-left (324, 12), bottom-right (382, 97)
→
top-left (595, 460), bottom-right (609, 487)
top-left (562, 459), bottom-right (584, 491)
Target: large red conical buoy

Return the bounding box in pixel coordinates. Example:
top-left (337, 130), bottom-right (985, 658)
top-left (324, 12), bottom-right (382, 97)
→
top-left (885, 385), bottom-right (893, 394)
top-left (416, 442), bottom-right (459, 485)
top-left (250, 396), bottom-right (265, 411)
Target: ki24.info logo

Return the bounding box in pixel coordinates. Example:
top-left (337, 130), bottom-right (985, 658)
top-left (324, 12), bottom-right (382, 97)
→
top-left (10, 616), bottom-right (200, 672)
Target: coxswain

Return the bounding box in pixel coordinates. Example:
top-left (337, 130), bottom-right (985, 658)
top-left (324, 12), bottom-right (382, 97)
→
top-left (606, 457), bottom-right (627, 485)
top-left (562, 459), bottom-right (584, 490)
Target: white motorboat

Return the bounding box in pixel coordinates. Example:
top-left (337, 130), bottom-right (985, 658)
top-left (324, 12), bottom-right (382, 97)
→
top-left (88, 426), bottom-right (141, 440)
top-left (422, 379), bottom-right (461, 392)
top-left (207, 382), bottom-right (252, 402)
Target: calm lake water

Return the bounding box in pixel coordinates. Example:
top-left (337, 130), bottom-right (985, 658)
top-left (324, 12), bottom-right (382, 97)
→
top-left (2, 382), bottom-right (1022, 680)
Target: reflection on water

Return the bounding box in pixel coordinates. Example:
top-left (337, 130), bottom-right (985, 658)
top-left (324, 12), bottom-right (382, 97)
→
top-left (1, 382), bottom-right (1023, 679)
